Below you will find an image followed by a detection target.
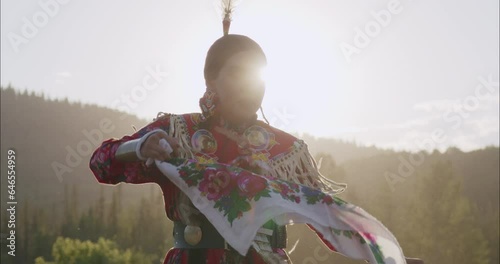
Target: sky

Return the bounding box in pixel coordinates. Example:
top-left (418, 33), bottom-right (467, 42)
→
top-left (1, 0), bottom-right (499, 152)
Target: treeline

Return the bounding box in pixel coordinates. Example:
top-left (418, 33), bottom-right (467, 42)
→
top-left (1, 184), bottom-right (172, 264)
top-left (1, 86), bottom-right (498, 263)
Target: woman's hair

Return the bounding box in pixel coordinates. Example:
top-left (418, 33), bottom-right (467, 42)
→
top-left (203, 34), bottom-right (267, 81)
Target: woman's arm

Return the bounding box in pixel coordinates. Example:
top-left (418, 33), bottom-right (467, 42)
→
top-left (89, 114), bottom-right (172, 185)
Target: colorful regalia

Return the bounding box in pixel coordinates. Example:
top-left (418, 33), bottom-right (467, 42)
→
top-left (90, 112), bottom-right (406, 263)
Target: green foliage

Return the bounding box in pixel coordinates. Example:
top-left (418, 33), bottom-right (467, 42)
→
top-left (53, 237), bottom-right (130, 264)
top-left (34, 256), bottom-right (54, 264)
top-left (34, 237), bottom-right (157, 264)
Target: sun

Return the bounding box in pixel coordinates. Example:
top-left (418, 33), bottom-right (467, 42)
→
top-left (258, 66), bottom-right (269, 83)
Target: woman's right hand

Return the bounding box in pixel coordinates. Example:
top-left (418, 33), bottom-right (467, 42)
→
top-left (139, 132), bottom-right (180, 161)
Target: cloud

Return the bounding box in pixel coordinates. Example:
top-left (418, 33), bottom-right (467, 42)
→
top-left (413, 99), bottom-right (458, 112)
top-left (339, 115), bottom-right (441, 134)
top-left (464, 116), bottom-right (499, 138)
top-left (336, 105), bottom-right (499, 152)
top-left (413, 93), bottom-right (499, 113)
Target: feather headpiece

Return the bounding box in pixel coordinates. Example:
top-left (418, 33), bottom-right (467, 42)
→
top-left (218, 0), bottom-right (241, 35)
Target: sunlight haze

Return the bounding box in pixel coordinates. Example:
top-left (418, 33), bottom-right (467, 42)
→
top-left (1, 0), bottom-right (498, 152)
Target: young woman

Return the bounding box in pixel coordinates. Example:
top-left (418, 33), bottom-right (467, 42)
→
top-left (90, 3), bottom-right (423, 264)
top-left (90, 34), bottom-right (333, 263)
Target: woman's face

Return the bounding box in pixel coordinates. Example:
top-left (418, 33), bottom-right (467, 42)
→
top-left (207, 50), bottom-right (266, 123)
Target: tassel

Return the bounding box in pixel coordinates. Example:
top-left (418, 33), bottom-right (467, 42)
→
top-left (220, 0), bottom-right (241, 35)
top-left (169, 115), bottom-right (195, 159)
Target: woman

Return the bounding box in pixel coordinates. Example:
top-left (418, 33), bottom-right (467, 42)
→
top-left (90, 4), bottom-right (423, 263)
top-left (90, 33), bottom-right (337, 263)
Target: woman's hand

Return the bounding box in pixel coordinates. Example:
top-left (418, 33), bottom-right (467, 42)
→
top-left (140, 132), bottom-right (180, 161)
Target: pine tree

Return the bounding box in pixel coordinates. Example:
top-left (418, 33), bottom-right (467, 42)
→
top-left (32, 209), bottom-right (55, 262)
top-left (95, 186), bottom-right (105, 235)
top-left (61, 184), bottom-right (80, 238)
top-left (21, 200), bottom-right (30, 263)
top-left (107, 187), bottom-right (120, 238)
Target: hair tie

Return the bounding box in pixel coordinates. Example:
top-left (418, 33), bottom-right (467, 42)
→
top-left (221, 0), bottom-right (238, 36)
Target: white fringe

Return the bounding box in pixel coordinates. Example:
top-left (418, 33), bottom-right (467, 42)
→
top-left (268, 140), bottom-right (347, 195)
top-left (168, 115), bottom-right (195, 159)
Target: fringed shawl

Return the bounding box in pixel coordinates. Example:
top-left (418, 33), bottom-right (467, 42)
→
top-left (164, 113), bottom-right (346, 195)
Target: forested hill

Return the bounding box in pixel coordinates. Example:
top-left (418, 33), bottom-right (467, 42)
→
top-left (1, 86), bottom-right (498, 264)
top-left (1, 86), bottom-right (151, 211)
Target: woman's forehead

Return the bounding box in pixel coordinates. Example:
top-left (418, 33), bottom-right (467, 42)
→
top-left (223, 51), bottom-right (266, 68)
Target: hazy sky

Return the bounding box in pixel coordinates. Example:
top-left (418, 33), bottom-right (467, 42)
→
top-left (1, 0), bottom-right (498, 152)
